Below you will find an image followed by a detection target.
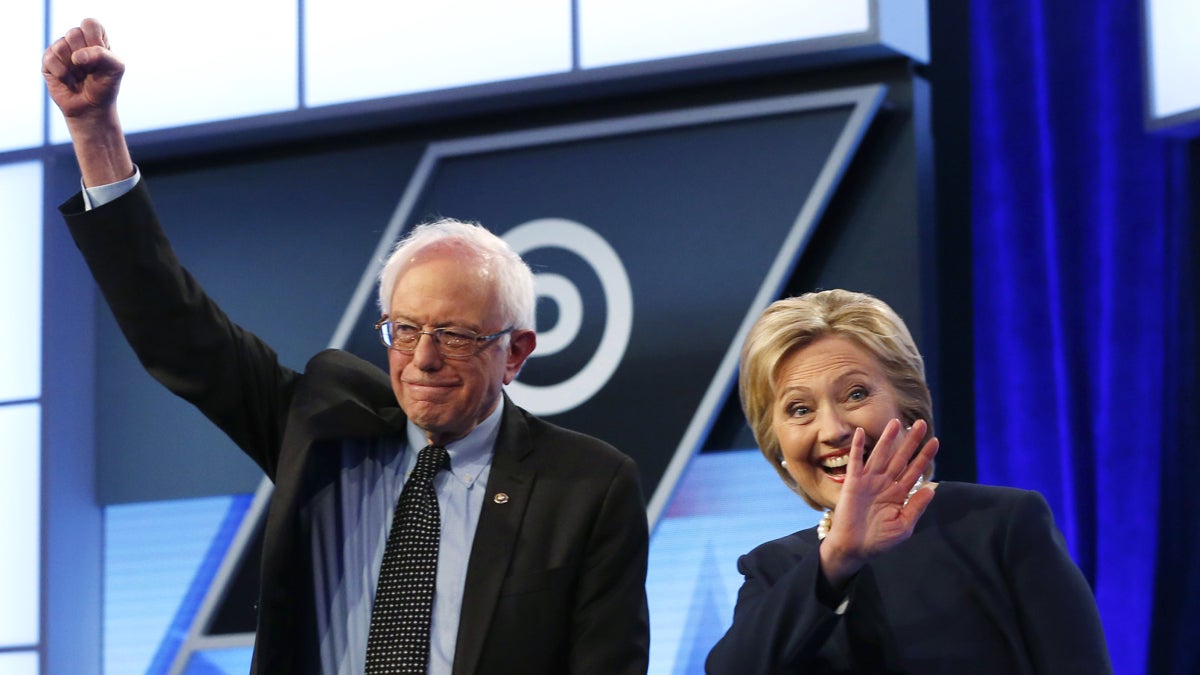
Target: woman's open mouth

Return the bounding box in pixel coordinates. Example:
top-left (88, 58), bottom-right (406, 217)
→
top-left (820, 454), bottom-right (848, 477)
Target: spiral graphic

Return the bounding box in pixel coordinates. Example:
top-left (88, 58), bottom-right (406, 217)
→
top-left (503, 218), bottom-right (634, 416)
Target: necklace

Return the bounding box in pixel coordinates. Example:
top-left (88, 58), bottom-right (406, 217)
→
top-left (817, 475), bottom-right (925, 541)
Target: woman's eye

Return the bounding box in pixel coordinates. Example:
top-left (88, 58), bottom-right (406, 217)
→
top-left (789, 405), bottom-right (810, 417)
top-left (848, 387), bottom-right (868, 401)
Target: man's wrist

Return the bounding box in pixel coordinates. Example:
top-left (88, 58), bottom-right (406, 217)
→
top-left (82, 166), bottom-right (140, 210)
top-left (67, 112), bottom-right (134, 188)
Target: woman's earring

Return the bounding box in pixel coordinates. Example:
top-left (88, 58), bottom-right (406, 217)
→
top-left (780, 459), bottom-right (788, 467)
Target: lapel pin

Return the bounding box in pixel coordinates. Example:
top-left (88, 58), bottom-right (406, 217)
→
top-left (493, 492), bottom-right (509, 504)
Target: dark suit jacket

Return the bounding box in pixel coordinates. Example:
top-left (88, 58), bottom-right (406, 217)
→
top-left (63, 181), bottom-right (651, 675)
top-left (706, 482), bottom-right (1111, 674)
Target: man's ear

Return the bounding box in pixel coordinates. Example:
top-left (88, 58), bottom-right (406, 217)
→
top-left (503, 329), bottom-right (537, 384)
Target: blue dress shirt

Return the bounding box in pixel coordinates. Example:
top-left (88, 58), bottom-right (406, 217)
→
top-left (310, 408), bottom-right (498, 674)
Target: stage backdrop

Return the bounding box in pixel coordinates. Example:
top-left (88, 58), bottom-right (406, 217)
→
top-left (72, 66), bottom-right (934, 673)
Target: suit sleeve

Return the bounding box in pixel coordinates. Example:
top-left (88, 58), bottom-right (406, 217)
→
top-left (568, 454), bottom-right (651, 675)
top-left (705, 539), bottom-right (845, 673)
top-left (1003, 491), bottom-right (1113, 674)
top-left (60, 181), bottom-right (297, 478)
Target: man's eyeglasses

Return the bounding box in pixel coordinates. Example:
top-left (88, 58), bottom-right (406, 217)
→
top-left (374, 319), bottom-right (513, 359)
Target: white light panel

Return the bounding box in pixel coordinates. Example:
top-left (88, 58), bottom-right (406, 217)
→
top-left (49, 0), bottom-right (298, 143)
top-left (0, 404), bottom-right (41, 647)
top-left (0, 652), bottom-right (38, 675)
top-left (0, 162), bottom-right (42, 402)
top-left (0, 3), bottom-right (45, 151)
top-left (579, 0), bottom-right (871, 69)
top-left (1146, 0), bottom-right (1200, 119)
top-left (304, 0), bottom-right (571, 107)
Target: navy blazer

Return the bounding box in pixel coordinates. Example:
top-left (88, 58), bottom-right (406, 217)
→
top-left (706, 482), bottom-right (1111, 674)
top-left (63, 181), bottom-right (651, 675)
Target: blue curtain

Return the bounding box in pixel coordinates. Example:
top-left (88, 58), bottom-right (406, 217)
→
top-left (971, 1), bottom-right (1196, 674)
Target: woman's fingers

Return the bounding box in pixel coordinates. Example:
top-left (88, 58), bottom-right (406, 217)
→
top-left (848, 426), bottom-right (867, 474)
top-left (856, 418), bottom-right (937, 498)
top-left (861, 418), bottom-right (905, 476)
top-left (899, 436), bottom-right (938, 490)
top-left (886, 419), bottom-right (927, 479)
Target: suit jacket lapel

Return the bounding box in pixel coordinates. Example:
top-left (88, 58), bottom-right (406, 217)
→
top-left (453, 396), bottom-right (536, 675)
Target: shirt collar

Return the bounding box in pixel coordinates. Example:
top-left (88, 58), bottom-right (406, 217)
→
top-left (405, 403), bottom-right (501, 489)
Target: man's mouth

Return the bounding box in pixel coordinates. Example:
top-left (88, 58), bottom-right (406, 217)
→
top-left (404, 379), bottom-right (455, 389)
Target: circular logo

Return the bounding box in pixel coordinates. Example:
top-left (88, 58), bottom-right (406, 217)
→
top-left (503, 218), bottom-right (633, 416)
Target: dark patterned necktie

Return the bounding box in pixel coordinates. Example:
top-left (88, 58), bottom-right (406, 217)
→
top-left (365, 444), bottom-right (450, 674)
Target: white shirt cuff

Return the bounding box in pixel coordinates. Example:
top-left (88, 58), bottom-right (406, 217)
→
top-left (82, 167), bottom-right (141, 210)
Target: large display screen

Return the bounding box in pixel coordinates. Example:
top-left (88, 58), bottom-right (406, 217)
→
top-left (1143, 0), bottom-right (1200, 131)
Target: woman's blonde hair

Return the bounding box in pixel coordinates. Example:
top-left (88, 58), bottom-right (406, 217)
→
top-left (739, 289), bottom-right (935, 508)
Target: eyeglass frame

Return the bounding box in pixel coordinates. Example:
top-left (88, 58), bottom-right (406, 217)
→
top-left (374, 317), bottom-right (515, 359)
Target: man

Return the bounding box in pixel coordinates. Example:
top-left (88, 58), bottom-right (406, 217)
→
top-left (44, 18), bottom-right (650, 675)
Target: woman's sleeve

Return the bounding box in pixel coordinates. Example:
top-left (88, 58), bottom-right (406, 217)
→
top-left (705, 541), bottom-right (847, 673)
top-left (1003, 490), bottom-right (1114, 674)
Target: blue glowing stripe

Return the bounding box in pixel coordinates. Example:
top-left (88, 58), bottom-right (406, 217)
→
top-left (646, 449), bottom-right (820, 674)
top-left (181, 647), bottom-right (254, 674)
top-left (104, 495), bottom-right (252, 675)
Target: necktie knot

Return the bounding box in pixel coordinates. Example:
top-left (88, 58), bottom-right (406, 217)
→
top-left (411, 444), bottom-right (450, 487)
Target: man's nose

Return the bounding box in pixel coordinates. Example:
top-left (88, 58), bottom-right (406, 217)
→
top-left (411, 332), bottom-right (444, 369)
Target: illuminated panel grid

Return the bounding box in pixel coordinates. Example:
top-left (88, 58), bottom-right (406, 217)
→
top-left (0, 404), bottom-right (41, 647)
top-left (580, 0), bottom-right (870, 68)
top-left (0, 2), bottom-right (43, 151)
top-left (38, 2), bottom-right (897, 135)
top-left (0, 162), bottom-right (42, 402)
top-left (303, 0), bottom-right (571, 107)
top-left (0, 161), bottom-right (43, 664)
top-left (48, 0), bottom-right (298, 142)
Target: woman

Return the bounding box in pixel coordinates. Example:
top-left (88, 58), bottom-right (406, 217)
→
top-left (706, 290), bottom-right (1111, 674)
